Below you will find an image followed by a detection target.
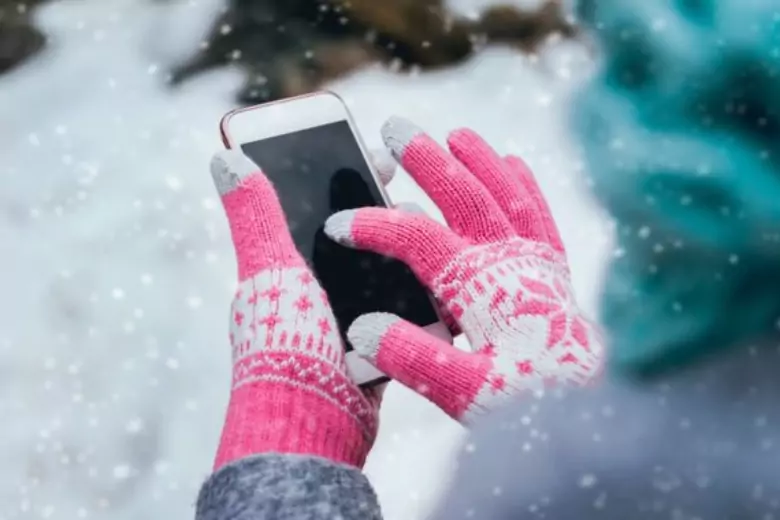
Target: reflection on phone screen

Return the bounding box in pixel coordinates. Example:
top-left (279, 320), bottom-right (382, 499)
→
top-left (240, 120), bottom-right (439, 349)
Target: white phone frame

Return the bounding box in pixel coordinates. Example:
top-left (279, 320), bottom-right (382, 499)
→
top-left (220, 90), bottom-right (452, 386)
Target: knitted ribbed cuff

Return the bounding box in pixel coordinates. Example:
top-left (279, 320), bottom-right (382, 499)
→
top-left (213, 379), bottom-right (372, 471)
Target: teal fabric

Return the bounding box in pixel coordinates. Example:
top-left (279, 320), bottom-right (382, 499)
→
top-left (572, 0), bottom-right (780, 376)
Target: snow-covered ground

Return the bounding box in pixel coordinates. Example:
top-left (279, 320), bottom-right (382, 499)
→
top-left (0, 0), bottom-right (610, 518)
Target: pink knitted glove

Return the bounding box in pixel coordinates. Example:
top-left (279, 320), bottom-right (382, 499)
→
top-left (325, 117), bottom-right (605, 425)
top-left (210, 150), bottom-right (382, 471)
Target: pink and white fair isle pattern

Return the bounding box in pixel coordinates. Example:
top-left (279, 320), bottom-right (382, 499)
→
top-left (229, 268), bottom-right (376, 428)
top-left (431, 238), bottom-right (602, 422)
top-left (347, 238), bottom-right (603, 426)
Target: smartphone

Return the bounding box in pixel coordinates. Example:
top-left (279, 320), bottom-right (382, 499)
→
top-left (219, 91), bottom-right (452, 387)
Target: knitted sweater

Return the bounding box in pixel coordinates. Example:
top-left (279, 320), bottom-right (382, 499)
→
top-left (572, 0), bottom-right (780, 375)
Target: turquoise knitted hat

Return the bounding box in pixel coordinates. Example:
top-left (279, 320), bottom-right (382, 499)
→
top-left (572, 0), bottom-right (780, 376)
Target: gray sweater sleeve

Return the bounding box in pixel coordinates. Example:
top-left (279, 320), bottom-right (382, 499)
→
top-left (195, 454), bottom-right (382, 520)
top-left (430, 345), bottom-right (780, 519)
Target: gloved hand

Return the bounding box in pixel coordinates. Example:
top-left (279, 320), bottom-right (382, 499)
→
top-left (209, 149), bottom-right (391, 471)
top-left (326, 117), bottom-right (605, 425)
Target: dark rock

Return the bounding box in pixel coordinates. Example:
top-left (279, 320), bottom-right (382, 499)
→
top-left (169, 0), bottom-right (581, 104)
top-left (0, 0), bottom-right (50, 74)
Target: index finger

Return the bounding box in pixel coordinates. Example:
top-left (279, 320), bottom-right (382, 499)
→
top-left (211, 149), bottom-right (305, 281)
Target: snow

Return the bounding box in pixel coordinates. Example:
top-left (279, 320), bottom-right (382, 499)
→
top-left (0, 0), bottom-right (610, 518)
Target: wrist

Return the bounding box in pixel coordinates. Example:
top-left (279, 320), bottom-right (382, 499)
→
top-left (214, 355), bottom-right (375, 471)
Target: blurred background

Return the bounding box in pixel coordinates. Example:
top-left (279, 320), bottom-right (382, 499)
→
top-left (0, 0), bottom-right (611, 518)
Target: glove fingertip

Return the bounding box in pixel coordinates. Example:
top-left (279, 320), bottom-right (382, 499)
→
top-left (381, 116), bottom-right (424, 162)
top-left (446, 127), bottom-right (481, 148)
top-left (324, 209), bottom-right (358, 246)
top-left (348, 312), bottom-right (402, 361)
top-left (211, 149), bottom-right (260, 196)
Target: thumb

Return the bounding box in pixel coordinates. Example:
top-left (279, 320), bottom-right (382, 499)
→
top-left (348, 313), bottom-right (490, 422)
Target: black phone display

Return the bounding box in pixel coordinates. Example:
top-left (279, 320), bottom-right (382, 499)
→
top-left (240, 120), bottom-right (439, 350)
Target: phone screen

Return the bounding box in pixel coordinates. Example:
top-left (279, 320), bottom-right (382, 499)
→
top-left (240, 120), bottom-right (440, 350)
